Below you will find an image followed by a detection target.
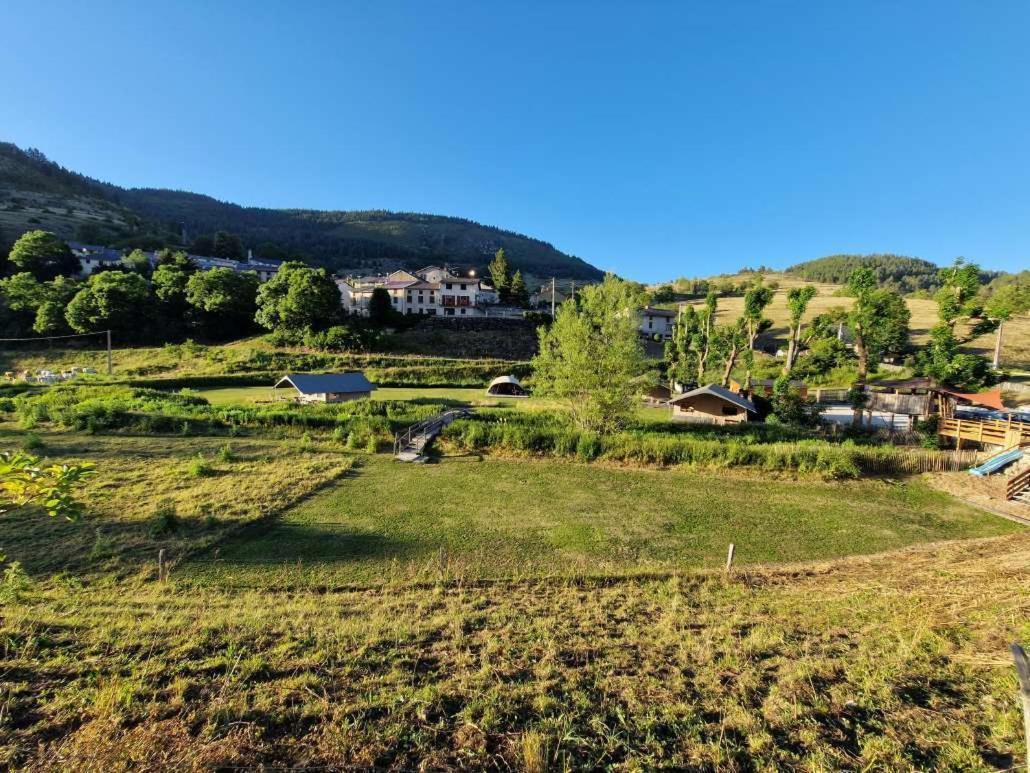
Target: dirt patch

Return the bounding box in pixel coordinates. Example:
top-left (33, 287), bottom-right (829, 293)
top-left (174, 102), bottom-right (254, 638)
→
top-left (924, 470), bottom-right (1030, 522)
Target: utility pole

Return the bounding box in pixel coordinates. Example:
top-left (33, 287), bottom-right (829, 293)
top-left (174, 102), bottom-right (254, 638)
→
top-left (106, 330), bottom-right (112, 376)
top-left (551, 277), bottom-right (556, 317)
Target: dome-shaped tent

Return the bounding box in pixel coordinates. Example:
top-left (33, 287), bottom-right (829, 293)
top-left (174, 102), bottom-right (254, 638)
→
top-left (486, 375), bottom-right (528, 397)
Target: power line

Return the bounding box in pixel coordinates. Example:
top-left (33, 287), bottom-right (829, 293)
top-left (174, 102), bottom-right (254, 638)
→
top-left (0, 329), bottom-right (113, 375)
top-left (0, 329), bottom-right (109, 342)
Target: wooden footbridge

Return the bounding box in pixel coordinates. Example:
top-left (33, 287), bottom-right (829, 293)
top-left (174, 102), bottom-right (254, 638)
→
top-left (393, 409), bottom-right (470, 462)
top-left (939, 417), bottom-right (1030, 449)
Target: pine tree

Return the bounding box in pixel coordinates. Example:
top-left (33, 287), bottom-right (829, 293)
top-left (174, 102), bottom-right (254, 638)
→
top-left (489, 248), bottom-right (511, 301)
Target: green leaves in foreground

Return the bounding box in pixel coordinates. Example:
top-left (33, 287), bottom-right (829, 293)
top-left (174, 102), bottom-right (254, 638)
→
top-left (0, 451), bottom-right (96, 521)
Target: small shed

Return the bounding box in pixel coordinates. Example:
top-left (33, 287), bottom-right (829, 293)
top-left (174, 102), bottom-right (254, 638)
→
top-left (669, 383), bottom-right (757, 425)
top-left (644, 383), bottom-right (673, 405)
top-left (274, 372), bottom-right (376, 404)
top-left (486, 375), bottom-right (529, 397)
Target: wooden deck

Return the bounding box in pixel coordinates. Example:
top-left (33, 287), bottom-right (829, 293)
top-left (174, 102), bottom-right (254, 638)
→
top-left (939, 417), bottom-right (1030, 448)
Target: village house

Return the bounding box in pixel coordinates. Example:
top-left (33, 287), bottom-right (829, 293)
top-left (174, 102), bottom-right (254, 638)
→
top-left (69, 242), bottom-right (282, 281)
top-left (638, 306), bottom-right (676, 340)
top-left (336, 266), bottom-right (501, 318)
top-left (273, 372), bottom-right (376, 404)
top-left (669, 383), bottom-right (757, 425)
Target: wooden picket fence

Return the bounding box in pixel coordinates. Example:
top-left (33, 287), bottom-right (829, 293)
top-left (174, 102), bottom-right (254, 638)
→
top-left (856, 447), bottom-right (984, 474)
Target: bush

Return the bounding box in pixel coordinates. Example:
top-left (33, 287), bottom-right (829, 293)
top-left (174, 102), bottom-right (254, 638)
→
top-left (187, 454), bottom-right (213, 477)
top-left (21, 432), bottom-right (44, 451)
top-left (217, 443), bottom-right (236, 463)
top-left (150, 499), bottom-right (180, 536)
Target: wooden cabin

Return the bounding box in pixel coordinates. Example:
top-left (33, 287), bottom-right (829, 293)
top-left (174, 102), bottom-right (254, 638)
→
top-left (669, 384), bottom-right (757, 425)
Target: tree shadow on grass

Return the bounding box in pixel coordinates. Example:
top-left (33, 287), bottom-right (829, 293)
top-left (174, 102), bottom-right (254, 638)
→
top-left (192, 522), bottom-right (420, 566)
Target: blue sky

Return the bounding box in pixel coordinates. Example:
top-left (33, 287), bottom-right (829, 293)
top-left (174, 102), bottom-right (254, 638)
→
top-left (3, 1), bottom-right (1028, 280)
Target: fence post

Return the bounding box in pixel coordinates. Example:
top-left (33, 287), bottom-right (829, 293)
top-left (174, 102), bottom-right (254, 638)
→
top-left (725, 543), bottom-right (735, 574)
top-left (157, 548), bottom-right (165, 582)
top-left (1011, 644), bottom-right (1030, 773)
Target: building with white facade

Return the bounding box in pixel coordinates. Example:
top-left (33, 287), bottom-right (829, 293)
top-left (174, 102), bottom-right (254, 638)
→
top-left (639, 306), bottom-right (677, 340)
top-left (337, 266), bottom-right (502, 318)
top-left (67, 242), bottom-right (282, 282)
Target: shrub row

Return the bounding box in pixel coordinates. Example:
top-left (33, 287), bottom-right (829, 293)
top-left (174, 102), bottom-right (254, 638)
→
top-left (441, 413), bottom-right (963, 479)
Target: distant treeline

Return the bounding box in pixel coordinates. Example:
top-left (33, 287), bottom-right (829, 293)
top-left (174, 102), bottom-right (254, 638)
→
top-left (786, 254), bottom-right (1001, 294)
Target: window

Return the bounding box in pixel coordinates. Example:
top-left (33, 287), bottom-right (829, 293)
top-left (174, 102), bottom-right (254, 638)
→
top-left (445, 308), bottom-right (455, 316)
top-left (460, 308), bottom-right (466, 315)
top-left (446, 283), bottom-right (453, 289)
top-left (721, 406), bottom-right (738, 416)
top-left (460, 283), bottom-right (466, 290)
top-left (406, 293), bottom-right (412, 302)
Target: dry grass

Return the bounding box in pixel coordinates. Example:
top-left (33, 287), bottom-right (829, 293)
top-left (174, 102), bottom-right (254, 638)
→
top-left (0, 426), bottom-right (355, 579)
top-left (683, 272), bottom-right (1030, 369)
top-left (2, 534), bottom-right (1028, 769)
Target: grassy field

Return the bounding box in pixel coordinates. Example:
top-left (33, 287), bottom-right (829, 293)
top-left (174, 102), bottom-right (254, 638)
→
top-left (4, 533), bottom-right (1029, 769)
top-left (682, 272), bottom-right (1030, 369)
top-left (186, 455), bottom-right (1016, 587)
top-left (0, 427), bottom-right (356, 579)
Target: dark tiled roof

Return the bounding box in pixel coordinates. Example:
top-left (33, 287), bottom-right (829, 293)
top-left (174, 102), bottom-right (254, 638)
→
top-left (275, 372), bottom-right (376, 395)
top-left (641, 306), bottom-right (677, 317)
top-left (669, 383), bottom-right (757, 413)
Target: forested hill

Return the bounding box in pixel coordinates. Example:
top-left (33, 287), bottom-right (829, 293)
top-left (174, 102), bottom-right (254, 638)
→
top-left (0, 142), bottom-right (603, 280)
top-left (787, 254), bottom-right (957, 293)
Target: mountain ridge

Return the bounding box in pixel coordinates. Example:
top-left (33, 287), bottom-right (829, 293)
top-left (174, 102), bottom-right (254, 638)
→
top-left (0, 142), bottom-right (603, 280)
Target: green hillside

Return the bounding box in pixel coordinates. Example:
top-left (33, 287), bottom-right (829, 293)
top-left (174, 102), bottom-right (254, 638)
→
top-left (786, 253), bottom-right (1001, 294)
top-left (0, 142), bottom-right (602, 280)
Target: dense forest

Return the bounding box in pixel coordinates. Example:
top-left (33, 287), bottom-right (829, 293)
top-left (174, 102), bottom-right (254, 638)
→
top-left (0, 142), bottom-right (602, 280)
top-left (786, 254), bottom-right (1001, 294)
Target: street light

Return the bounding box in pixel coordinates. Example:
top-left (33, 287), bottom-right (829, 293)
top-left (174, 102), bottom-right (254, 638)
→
top-left (469, 269), bottom-right (476, 277)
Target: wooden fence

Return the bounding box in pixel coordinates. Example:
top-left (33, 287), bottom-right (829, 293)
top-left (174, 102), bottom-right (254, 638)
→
top-left (856, 447), bottom-right (985, 475)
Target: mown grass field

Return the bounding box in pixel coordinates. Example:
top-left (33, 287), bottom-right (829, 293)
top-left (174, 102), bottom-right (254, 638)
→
top-left (0, 426), bottom-right (356, 579)
top-left (186, 455), bottom-right (1016, 587)
top-left (4, 534), bottom-right (1029, 769)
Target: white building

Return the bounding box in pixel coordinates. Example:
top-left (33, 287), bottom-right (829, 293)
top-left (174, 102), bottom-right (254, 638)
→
top-left (68, 242), bottom-right (282, 281)
top-left (337, 266), bottom-right (502, 318)
top-left (639, 306), bottom-right (677, 340)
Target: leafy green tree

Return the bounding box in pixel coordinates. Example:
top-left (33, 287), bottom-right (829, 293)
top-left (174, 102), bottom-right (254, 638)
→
top-left (917, 324), bottom-right (994, 389)
top-left (509, 269), bottom-right (529, 308)
top-left (32, 301), bottom-right (68, 336)
top-left (665, 306), bottom-right (697, 389)
top-left (783, 285), bottom-right (817, 374)
top-left (713, 317), bottom-right (748, 387)
top-left (211, 231), bottom-right (245, 260)
top-left (984, 282), bottom-right (1030, 368)
top-left (0, 451), bottom-right (95, 521)
top-left (742, 281), bottom-right (774, 350)
top-left (186, 268), bottom-right (260, 339)
top-left (254, 261), bottom-right (340, 333)
top-left (121, 249), bottom-right (153, 277)
top-left (8, 230), bottom-right (78, 280)
top-left (846, 268), bottom-right (910, 381)
top-left (935, 258), bottom-right (982, 333)
top-left (650, 285), bottom-right (676, 304)
top-left (367, 287), bottom-right (394, 328)
top-left (532, 275), bottom-right (652, 432)
top-left (489, 248), bottom-right (511, 301)
top-left (65, 271), bottom-right (153, 339)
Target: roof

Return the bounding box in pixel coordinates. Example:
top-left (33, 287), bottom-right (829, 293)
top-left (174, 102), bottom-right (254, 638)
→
top-left (669, 383), bottom-right (757, 413)
top-left (938, 388), bottom-right (1006, 411)
top-left (640, 306), bottom-right (677, 318)
top-left (275, 372), bottom-right (376, 395)
top-left (488, 375), bottom-right (524, 388)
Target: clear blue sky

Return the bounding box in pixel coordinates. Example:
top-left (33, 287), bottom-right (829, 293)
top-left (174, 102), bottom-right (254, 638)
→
top-left (3, 1), bottom-right (1028, 280)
